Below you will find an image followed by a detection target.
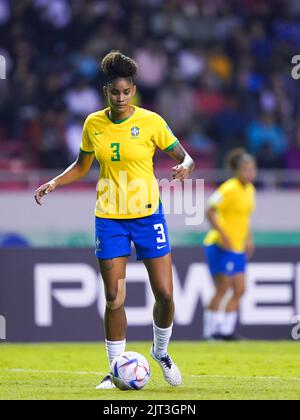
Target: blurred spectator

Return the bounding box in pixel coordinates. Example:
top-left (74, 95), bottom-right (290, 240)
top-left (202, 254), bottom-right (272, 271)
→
top-left (37, 110), bottom-right (68, 169)
top-left (177, 46), bottom-right (206, 83)
top-left (214, 2), bottom-right (242, 40)
top-left (256, 142), bottom-right (284, 169)
top-left (0, 0), bottom-right (299, 171)
top-left (156, 76), bottom-right (194, 135)
top-left (0, 0), bottom-right (10, 25)
top-left (194, 72), bottom-right (226, 117)
top-left (134, 40), bottom-right (168, 105)
top-left (150, 1), bottom-right (190, 41)
top-left (208, 44), bottom-right (233, 82)
top-left (64, 80), bottom-right (102, 117)
top-left (212, 95), bottom-right (251, 163)
top-left (246, 113), bottom-right (287, 166)
top-left (65, 116), bottom-right (84, 162)
top-left (249, 21), bottom-right (272, 68)
top-left (33, 0), bottom-right (72, 29)
top-left (185, 122), bottom-right (215, 155)
top-left (284, 121), bottom-right (300, 169)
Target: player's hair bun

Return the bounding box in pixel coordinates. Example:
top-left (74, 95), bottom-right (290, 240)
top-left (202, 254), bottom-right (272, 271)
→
top-left (225, 148), bottom-right (254, 171)
top-left (101, 51), bottom-right (138, 82)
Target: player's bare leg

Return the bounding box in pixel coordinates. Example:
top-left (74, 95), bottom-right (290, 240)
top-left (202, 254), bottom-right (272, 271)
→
top-left (144, 253), bottom-right (174, 328)
top-left (203, 275), bottom-right (231, 339)
top-left (96, 256), bottom-right (127, 389)
top-left (220, 273), bottom-right (246, 339)
top-left (143, 253), bottom-right (182, 386)
top-left (209, 275), bottom-right (231, 311)
top-left (226, 273), bottom-right (245, 312)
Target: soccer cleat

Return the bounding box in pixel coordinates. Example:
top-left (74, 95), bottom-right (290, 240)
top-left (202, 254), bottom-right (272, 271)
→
top-left (95, 374), bottom-right (116, 390)
top-left (211, 333), bottom-right (243, 341)
top-left (211, 333), bottom-right (224, 340)
top-left (203, 334), bottom-right (221, 342)
top-left (150, 344), bottom-right (182, 386)
top-left (219, 333), bottom-right (243, 341)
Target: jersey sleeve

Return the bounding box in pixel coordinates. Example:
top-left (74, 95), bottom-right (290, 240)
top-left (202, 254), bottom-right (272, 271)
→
top-left (80, 117), bottom-right (95, 153)
top-left (153, 114), bottom-right (179, 151)
top-left (207, 182), bottom-right (233, 211)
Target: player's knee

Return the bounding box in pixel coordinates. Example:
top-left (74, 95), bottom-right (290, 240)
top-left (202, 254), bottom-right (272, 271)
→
top-left (234, 286), bottom-right (246, 299)
top-left (156, 289), bottom-right (174, 306)
top-left (105, 291), bottom-right (117, 307)
top-left (105, 278), bottom-right (126, 310)
top-left (216, 284), bottom-right (229, 297)
top-left (106, 293), bottom-right (125, 310)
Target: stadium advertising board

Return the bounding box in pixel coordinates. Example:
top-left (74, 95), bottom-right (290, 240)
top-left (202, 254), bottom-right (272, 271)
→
top-left (0, 247), bottom-right (299, 341)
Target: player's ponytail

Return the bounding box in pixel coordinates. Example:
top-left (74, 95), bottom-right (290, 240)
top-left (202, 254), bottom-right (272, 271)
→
top-left (225, 148), bottom-right (255, 172)
top-left (101, 51), bottom-right (138, 84)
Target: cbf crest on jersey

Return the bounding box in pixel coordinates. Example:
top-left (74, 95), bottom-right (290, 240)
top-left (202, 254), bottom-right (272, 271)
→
top-left (131, 126), bottom-right (140, 139)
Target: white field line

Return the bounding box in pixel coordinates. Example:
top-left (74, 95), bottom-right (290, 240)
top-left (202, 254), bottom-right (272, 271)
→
top-left (191, 374), bottom-right (300, 382)
top-left (2, 368), bottom-right (300, 382)
top-left (1, 368), bottom-right (104, 376)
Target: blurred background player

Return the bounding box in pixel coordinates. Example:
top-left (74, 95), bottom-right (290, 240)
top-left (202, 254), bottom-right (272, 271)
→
top-left (34, 51), bottom-right (194, 389)
top-left (203, 149), bottom-right (256, 340)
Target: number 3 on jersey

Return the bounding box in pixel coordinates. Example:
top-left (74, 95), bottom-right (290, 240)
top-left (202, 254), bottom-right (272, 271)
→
top-left (153, 223), bottom-right (166, 244)
top-left (111, 143), bottom-right (121, 161)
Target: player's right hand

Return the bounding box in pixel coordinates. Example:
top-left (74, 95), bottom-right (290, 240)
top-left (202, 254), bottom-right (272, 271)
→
top-left (34, 180), bottom-right (57, 206)
top-left (220, 232), bottom-right (232, 251)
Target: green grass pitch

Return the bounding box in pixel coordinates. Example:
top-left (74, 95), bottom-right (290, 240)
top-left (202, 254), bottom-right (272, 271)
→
top-left (1, 341), bottom-right (300, 400)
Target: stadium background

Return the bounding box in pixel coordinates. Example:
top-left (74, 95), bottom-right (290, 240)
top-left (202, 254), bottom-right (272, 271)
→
top-left (1, 0), bottom-right (300, 342)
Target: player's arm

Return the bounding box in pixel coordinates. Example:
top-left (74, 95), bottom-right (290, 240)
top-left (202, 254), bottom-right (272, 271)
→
top-left (206, 204), bottom-right (232, 251)
top-left (246, 229), bottom-right (255, 258)
top-left (165, 143), bottom-right (195, 181)
top-left (34, 149), bottom-right (94, 206)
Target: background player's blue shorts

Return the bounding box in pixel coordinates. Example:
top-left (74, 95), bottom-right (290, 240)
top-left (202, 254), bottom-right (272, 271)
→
top-left (95, 202), bottom-right (171, 260)
top-left (204, 244), bottom-right (246, 276)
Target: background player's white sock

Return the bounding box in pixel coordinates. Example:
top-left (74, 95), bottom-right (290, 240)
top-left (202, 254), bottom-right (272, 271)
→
top-left (203, 310), bottom-right (214, 338)
top-left (153, 322), bottom-right (173, 359)
top-left (220, 312), bottom-right (238, 335)
top-left (105, 339), bottom-right (126, 367)
top-left (209, 311), bottom-right (224, 336)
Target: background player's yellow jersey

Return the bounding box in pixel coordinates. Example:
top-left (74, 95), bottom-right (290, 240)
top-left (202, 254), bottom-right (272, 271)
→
top-left (80, 105), bottom-right (179, 219)
top-left (204, 178), bottom-right (256, 252)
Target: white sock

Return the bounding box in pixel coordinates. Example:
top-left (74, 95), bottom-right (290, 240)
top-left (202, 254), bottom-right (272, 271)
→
top-left (220, 312), bottom-right (238, 335)
top-left (105, 339), bottom-right (126, 367)
top-left (209, 311), bottom-right (224, 336)
top-left (203, 310), bottom-right (214, 338)
top-left (153, 322), bottom-right (173, 359)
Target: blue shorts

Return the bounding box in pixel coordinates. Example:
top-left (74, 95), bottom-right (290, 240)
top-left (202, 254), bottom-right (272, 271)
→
top-left (95, 203), bottom-right (171, 260)
top-left (204, 244), bottom-right (246, 276)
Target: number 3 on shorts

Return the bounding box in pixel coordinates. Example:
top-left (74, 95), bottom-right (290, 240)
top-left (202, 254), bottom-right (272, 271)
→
top-left (153, 223), bottom-right (166, 244)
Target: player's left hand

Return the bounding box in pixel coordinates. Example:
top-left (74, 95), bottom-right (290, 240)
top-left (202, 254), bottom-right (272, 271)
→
top-left (172, 164), bottom-right (190, 181)
top-left (34, 180), bottom-right (57, 206)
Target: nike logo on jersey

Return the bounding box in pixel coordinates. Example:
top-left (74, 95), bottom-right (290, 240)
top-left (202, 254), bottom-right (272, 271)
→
top-left (157, 244), bottom-right (167, 250)
top-left (94, 131), bottom-right (104, 135)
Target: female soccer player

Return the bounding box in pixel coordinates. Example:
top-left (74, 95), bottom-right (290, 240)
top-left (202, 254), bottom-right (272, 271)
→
top-left (203, 148), bottom-right (256, 340)
top-left (35, 51), bottom-right (194, 388)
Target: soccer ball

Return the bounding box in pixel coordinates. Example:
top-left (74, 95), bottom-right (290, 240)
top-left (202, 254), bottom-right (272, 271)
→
top-left (111, 351), bottom-right (151, 390)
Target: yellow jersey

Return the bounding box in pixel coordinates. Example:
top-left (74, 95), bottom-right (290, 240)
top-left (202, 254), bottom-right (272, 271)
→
top-left (204, 178), bottom-right (256, 252)
top-left (80, 105), bottom-right (179, 219)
